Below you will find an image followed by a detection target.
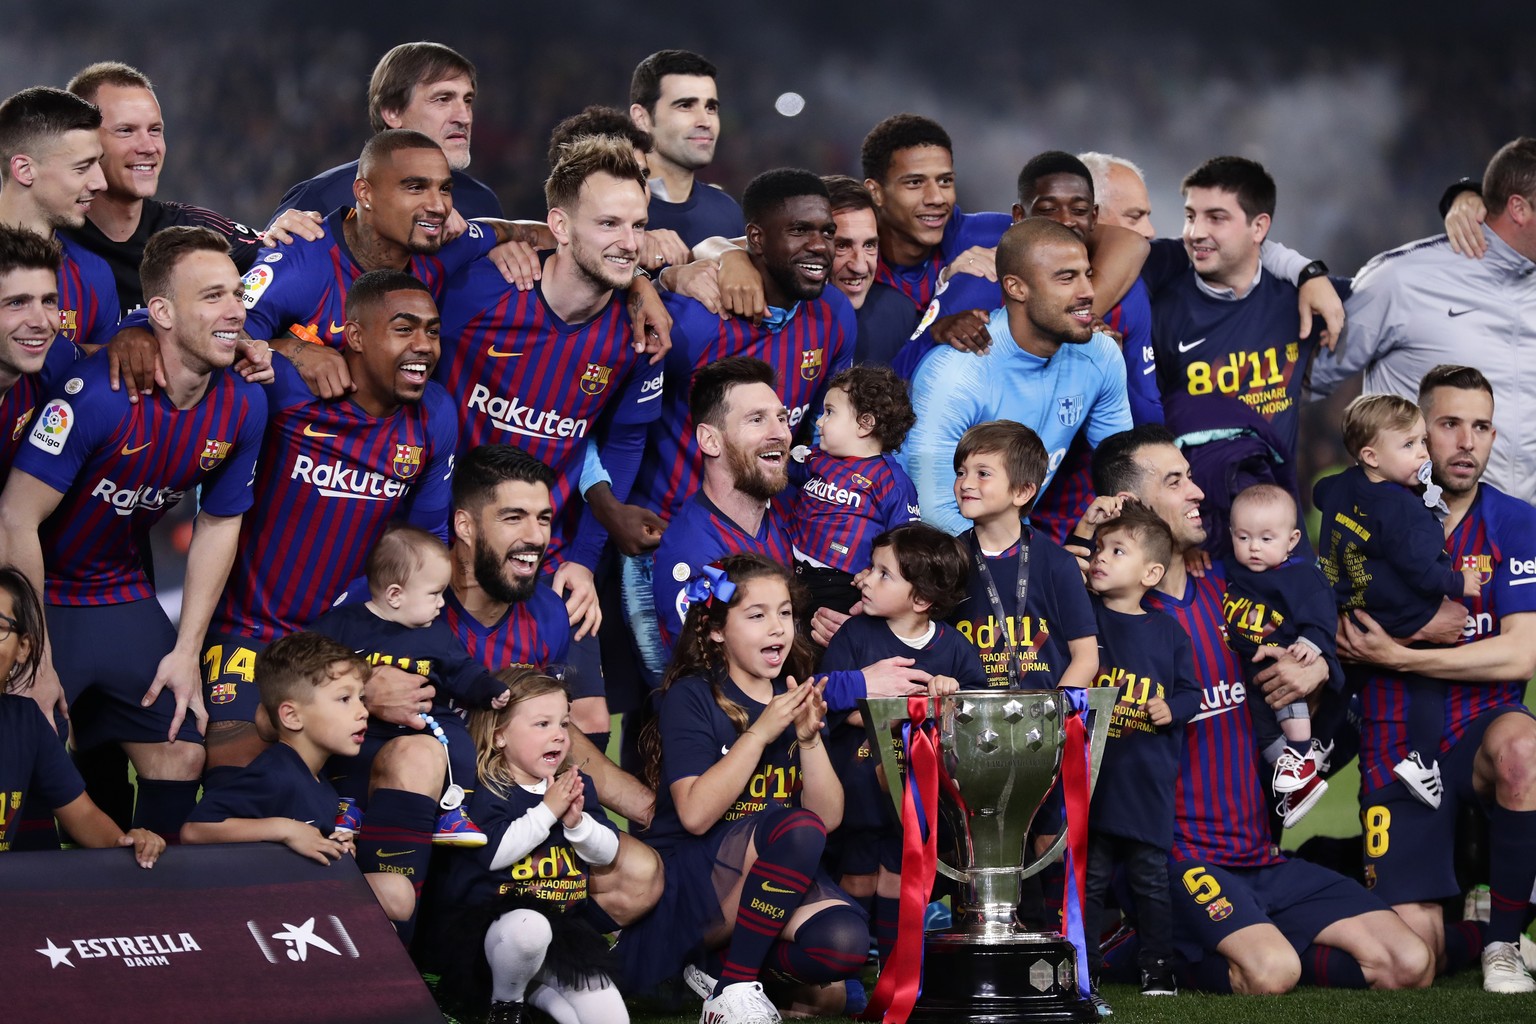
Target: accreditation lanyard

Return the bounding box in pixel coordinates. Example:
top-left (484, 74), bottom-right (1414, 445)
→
top-left (969, 528), bottom-right (1031, 687)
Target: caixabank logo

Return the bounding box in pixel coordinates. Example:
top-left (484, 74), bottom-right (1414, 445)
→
top-left (247, 915), bottom-right (361, 964)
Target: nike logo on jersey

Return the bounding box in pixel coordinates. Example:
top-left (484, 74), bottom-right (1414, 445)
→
top-left (720, 744), bottom-right (731, 756)
top-left (1447, 308), bottom-right (1475, 317)
top-left (486, 347), bottom-right (523, 358)
top-left (374, 849), bottom-right (411, 859)
top-left (119, 441), bottom-right (152, 456)
top-left (303, 424), bottom-right (339, 438)
top-left (760, 881), bottom-right (798, 895)
top-left (1177, 338), bottom-right (1206, 353)
top-left (329, 321), bottom-right (346, 335)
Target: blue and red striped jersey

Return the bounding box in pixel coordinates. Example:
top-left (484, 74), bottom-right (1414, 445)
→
top-left (56, 236), bottom-right (120, 349)
top-left (0, 341), bottom-right (79, 478)
top-left (1030, 437), bottom-right (1095, 546)
top-left (634, 291), bottom-right (856, 522)
top-left (1359, 484), bottom-right (1536, 794)
top-left (239, 207), bottom-right (496, 345)
top-left (789, 449), bottom-right (919, 573)
top-left (874, 207), bottom-right (1010, 310)
top-left (1143, 568), bottom-right (1282, 868)
top-left (16, 353), bottom-right (266, 606)
top-left (436, 257), bottom-right (663, 569)
top-left (212, 355), bottom-right (456, 641)
top-left (652, 491), bottom-right (795, 652)
top-left (440, 584), bottom-right (571, 672)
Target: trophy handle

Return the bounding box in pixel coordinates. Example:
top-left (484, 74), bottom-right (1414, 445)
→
top-left (1018, 686), bottom-right (1120, 879)
top-left (860, 695), bottom-right (972, 883)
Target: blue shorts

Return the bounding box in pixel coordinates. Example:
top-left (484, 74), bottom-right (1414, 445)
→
top-left (1169, 856), bottom-right (1388, 963)
top-left (1360, 704), bottom-right (1533, 905)
top-left (48, 599), bottom-right (200, 748)
top-left (200, 631), bottom-right (268, 725)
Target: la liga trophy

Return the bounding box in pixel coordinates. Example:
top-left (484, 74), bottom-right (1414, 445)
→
top-left (860, 688), bottom-right (1117, 1023)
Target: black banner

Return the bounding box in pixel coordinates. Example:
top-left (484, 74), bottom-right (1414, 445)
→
top-left (1, 843), bottom-right (442, 1023)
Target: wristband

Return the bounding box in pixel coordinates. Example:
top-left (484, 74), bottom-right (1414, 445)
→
top-left (1296, 260), bottom-right (1329, 287)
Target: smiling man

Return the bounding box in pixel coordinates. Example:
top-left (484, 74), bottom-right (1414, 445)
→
top-left (903, 217), bottom-right (1132, 535)
top-left (628, 49), bottom-right (744, 247)
top-left (0, 225), bottom-right (268, 836)
top-left (271, 42), bottom-right (503, 225)
top-left (201, 269), bottom-right (457, 775)
top-left (820, 175), bottom-right (918, 367)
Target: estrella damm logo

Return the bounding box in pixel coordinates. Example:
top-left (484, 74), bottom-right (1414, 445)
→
top-left (800, 347), bottom-right (823, 381)
top-left (578, 362), bottom-right (613, 396)
top-left (59, 309), bottom-right (79, 336)
top-left (209, 682), bottom-right (237, 705)
top-left (11, 406), bottom-right (33, 440)
top-left (391, 443), bottom-right (423, 480)
top-left (1461, 553), bottom-right (1494, 587)
top-left (199, 438), bottom-right (232, 470)
top-left (1207, 897), bottom-right (1234, 921)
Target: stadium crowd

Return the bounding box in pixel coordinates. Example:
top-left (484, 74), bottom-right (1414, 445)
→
top-left (1, 36), bottom-right (1535, 1024)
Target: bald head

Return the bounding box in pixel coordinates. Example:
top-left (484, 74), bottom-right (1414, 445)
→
top-left (996, 217), bottom-right (1086, 280)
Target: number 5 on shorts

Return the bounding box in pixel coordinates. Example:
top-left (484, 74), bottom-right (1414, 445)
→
top-left (1181, 865), bottom-right (1222, 905)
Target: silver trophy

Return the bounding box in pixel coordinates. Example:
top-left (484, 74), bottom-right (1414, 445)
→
top-left (860, 688), bottom-right (1117, 1023)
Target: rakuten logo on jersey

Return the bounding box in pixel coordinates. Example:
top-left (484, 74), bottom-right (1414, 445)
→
top-left (803, 476), bottom-right (862, 508)
top-left (468, 386), bottom-right (588, 441)
top-left (788, 403), bottom-right (809, 429)
top-left (91, 480), bottom-right (185, 517)
top-left (1189, 677), bottom-right (1246, 723)
top-left (292, 456), bottom-right (410, 502)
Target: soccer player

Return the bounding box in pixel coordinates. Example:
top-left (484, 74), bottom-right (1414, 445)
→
top-left (271, 41), bottom-right (503, 223)
top-left (1088, 424), bottom-right (1432, 994)
top-left (628, 49), bottom-right (744, 247)
top-left (903, 218), bottom-right (1132, 536)
top-left (63, 61), bottom-right (323, 315)
top-left (820, 175), bottom-right (919, 368)
top-left (0, 225), bottom-right (268, 836)
top-left (437, 135), bottom-right (665, 744)
top-left (203, 269), bottom-right (456, 775)
top-left (1335, 365), bottom-right (1536, 994)
top-left (0, 87), bottom-right (119, 350)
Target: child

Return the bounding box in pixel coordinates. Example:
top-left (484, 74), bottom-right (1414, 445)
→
top-left (432, 667), bottom-right (626, 1024)
top-left (1222, 484), bottom-right (1344, 826)
top-left (0, 566), bottom-right (163, 866)
top-left (182, 631), bottom-right (367, 864)
top-left (1082, 502), bottom-right (1200, 1010)
top-left (618, 553), bottom-right (867, 1022)
top-left (819, 523), bottom-right (983, 968)
top-left (311, 524), bottom-right (511, 847)
top-left (1315, 394), bottom-right (1480, 809)
top-left (946, 420), bottom-right (1098, 690)
top-left (791, 365), bottom-right (920, 615)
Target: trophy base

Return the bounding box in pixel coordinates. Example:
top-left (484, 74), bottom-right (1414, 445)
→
top-left (905, 932), bottom-right (1097, 1024)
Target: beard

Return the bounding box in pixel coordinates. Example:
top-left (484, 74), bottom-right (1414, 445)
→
top-left (473, 535), bottom-right (540, 605)
top-left (724, 440), bottom-right (787, 501)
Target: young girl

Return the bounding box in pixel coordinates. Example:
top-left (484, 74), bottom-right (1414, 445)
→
top-left (0, 566), bottom-right (164, 865)
top-left (433, 667), bottom-right (626, 1024)
top-left (620, 553), bottom-right (867, 1022)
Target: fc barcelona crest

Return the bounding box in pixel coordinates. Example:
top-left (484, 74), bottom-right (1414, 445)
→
top-left (11, 407), bottom-right (33, 441)
top-left (59, 309), bottom-right (79, 336)
top-left (800, 348), bottom-right (824, 381)
top-left (1056, 394), bottom-right (1084, 428)
top-left (579, 362), bottom-right (613, 396)
top-left (393, 443), bottom-right (424, 479)
top-left (209, 682), bottom-right (237, 705)
top-left (199, 438), bottom-right (232, 470)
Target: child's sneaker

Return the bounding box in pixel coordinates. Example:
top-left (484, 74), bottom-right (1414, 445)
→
top-left (684, 962), bottom-right (718, 1001)
top-left (1279, 771), bottom-right (1329, 828)
top-left (1272, 746), bottom-right (1316, 794)
top-left (699, 981), bottom-right (781, 1024)
top-left (333, 796), bottom-right (362, 839)
top-left (1088, 985), bottom-right (1113, 1018)
top-left (433, 805), bottom-right (488, 847)
top-left (1393, 751), bottom-right (1443, 809)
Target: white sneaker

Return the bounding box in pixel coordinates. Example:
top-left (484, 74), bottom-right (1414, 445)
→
top-left (1482, 940), bottom-right (1536, 993)
top-left (700, 981), bottom-right (782, 1024)
top-left (684, 962), bottom-right (718, 1001)
top-left (1392, 751), bottom-right (1443, 809)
